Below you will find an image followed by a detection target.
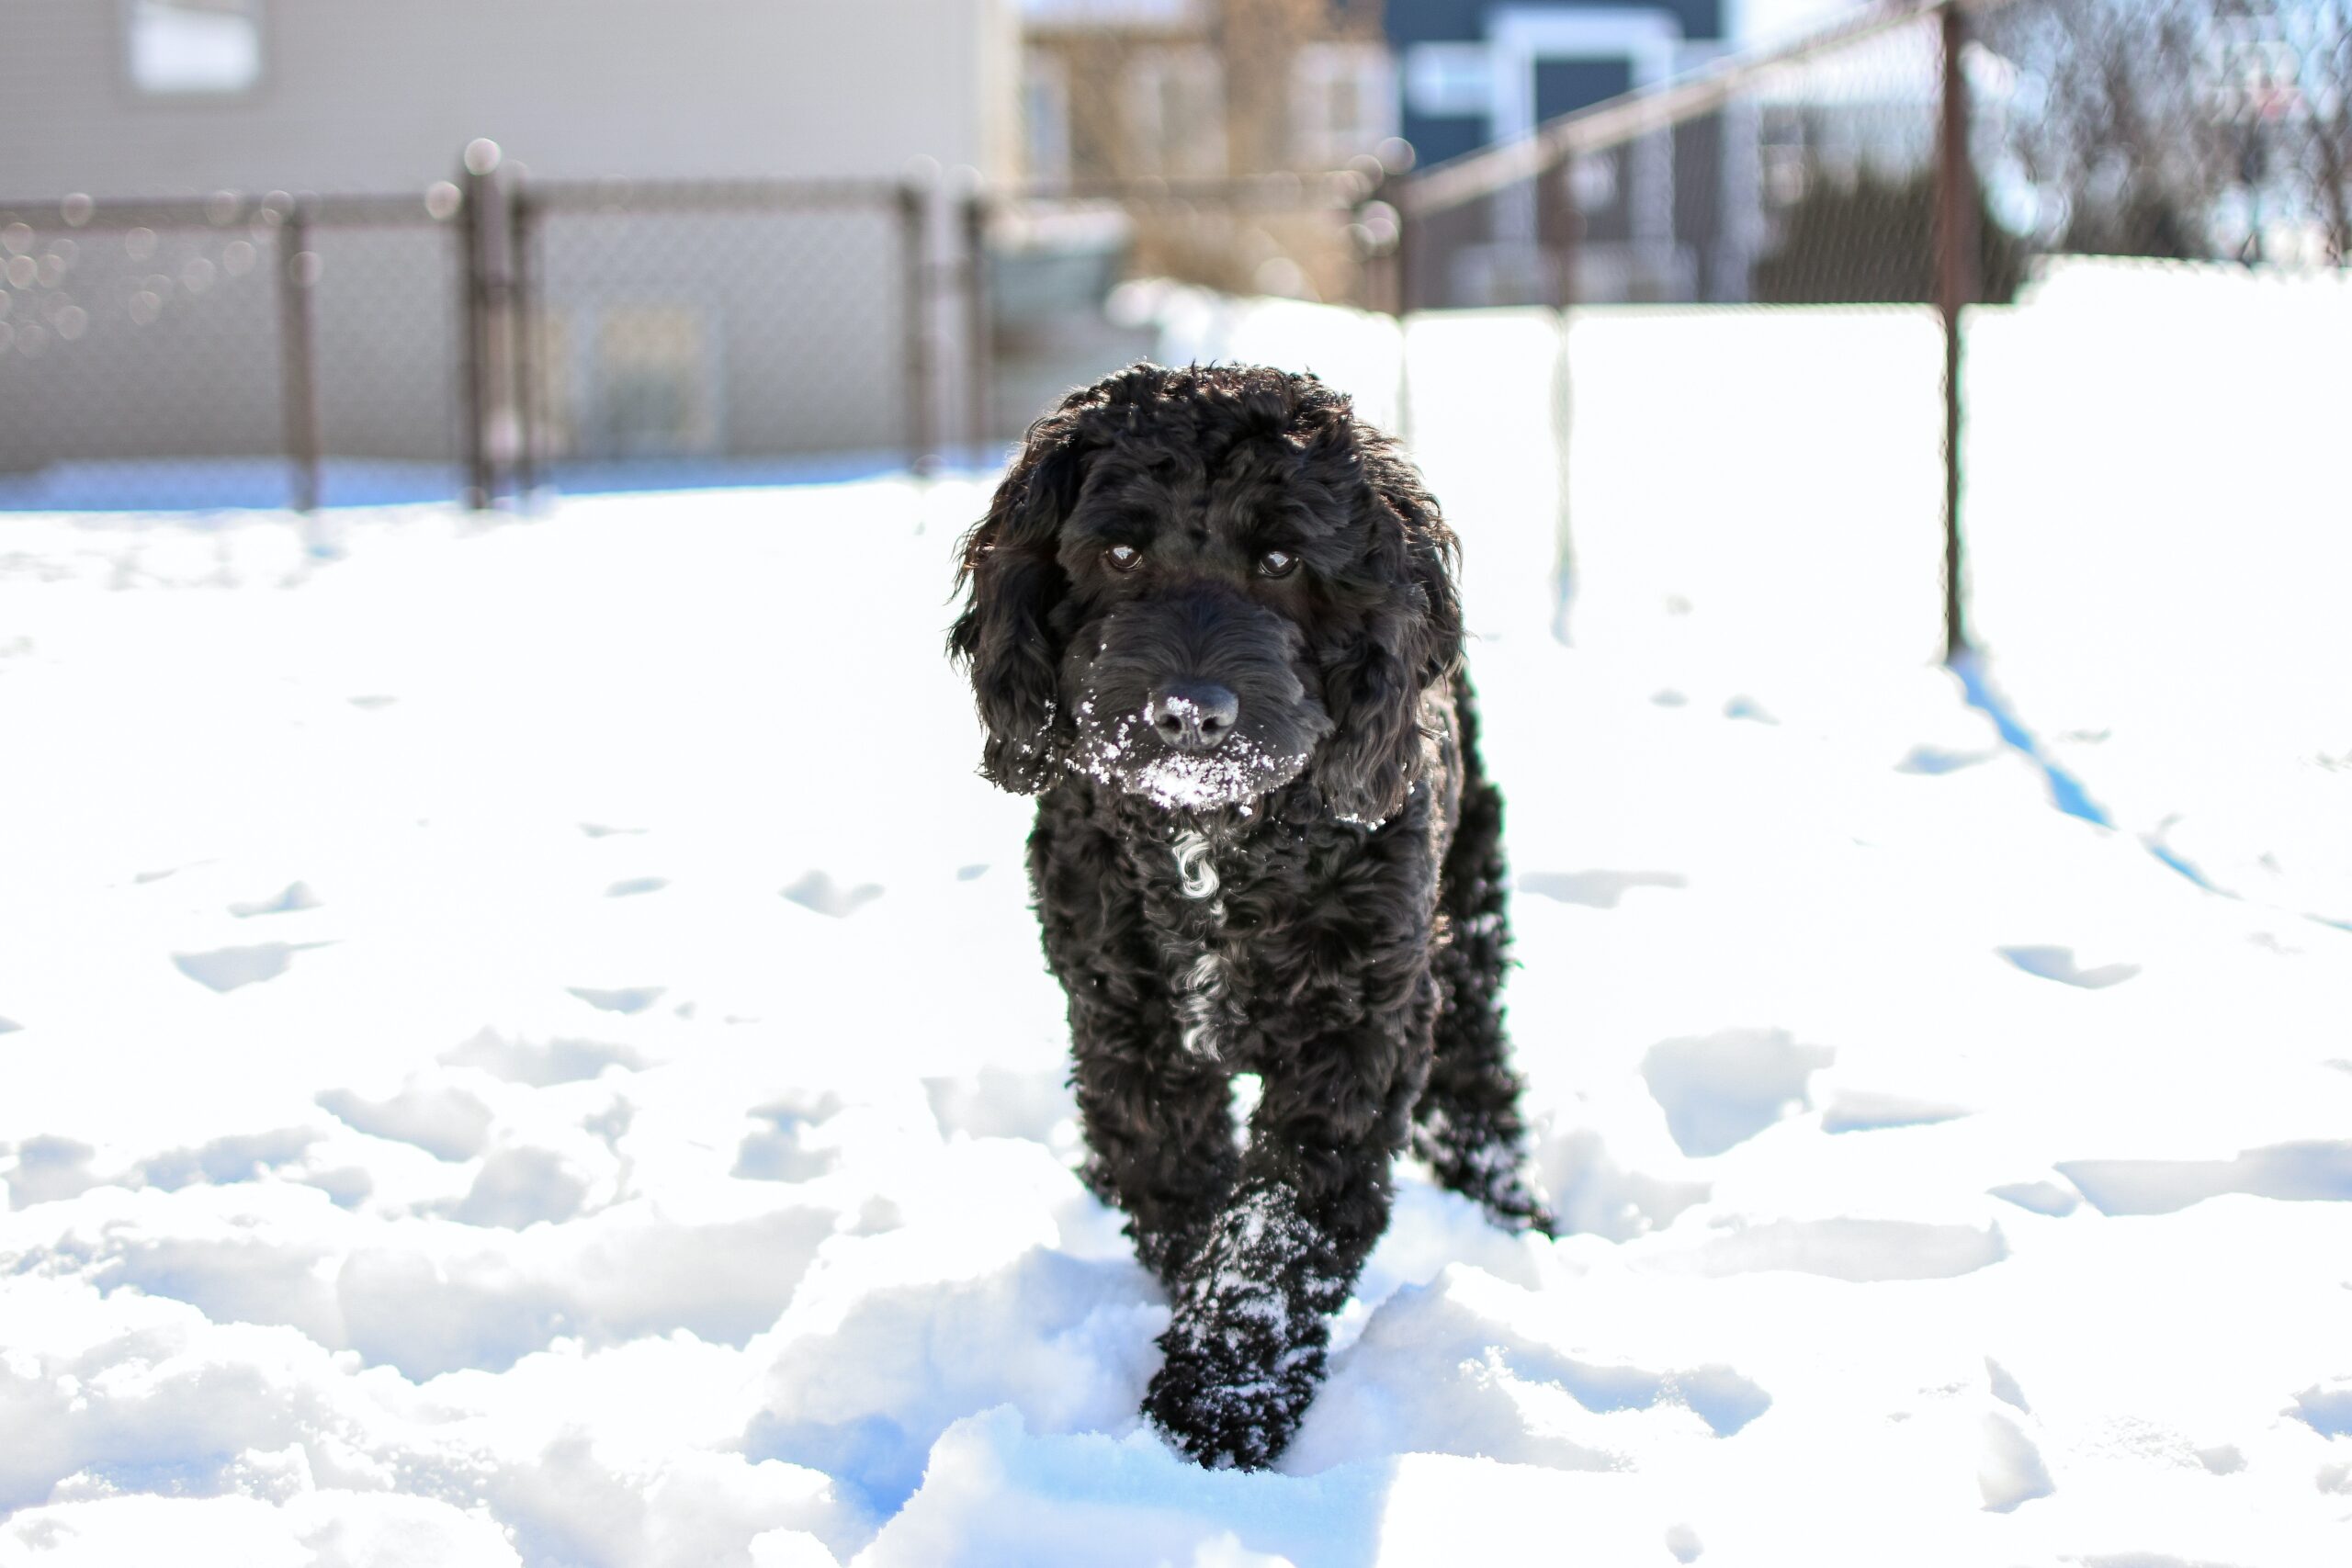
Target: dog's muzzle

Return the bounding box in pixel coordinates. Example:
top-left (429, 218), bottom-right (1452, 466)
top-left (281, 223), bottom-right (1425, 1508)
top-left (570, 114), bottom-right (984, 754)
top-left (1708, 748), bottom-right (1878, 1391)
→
top-left (1067, 589), bottom-right (1331, 811)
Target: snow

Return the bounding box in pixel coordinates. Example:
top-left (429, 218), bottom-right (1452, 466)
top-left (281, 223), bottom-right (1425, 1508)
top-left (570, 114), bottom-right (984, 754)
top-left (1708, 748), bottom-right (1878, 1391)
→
top-left (2, 266), bottom-right (2349, 1564)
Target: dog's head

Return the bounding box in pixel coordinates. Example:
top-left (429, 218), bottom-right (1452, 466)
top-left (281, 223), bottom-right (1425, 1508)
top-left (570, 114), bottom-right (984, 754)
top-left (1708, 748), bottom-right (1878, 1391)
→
top-left (950, 363), bottom-right (1460, 821)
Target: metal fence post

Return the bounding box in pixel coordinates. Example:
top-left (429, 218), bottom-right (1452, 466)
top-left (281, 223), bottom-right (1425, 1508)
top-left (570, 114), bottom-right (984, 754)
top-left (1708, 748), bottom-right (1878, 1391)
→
top-left (1543, 152), bottom-right (1580, 644)
top-left (1396, 203), bottom-right (1421, 314)
top-left (1539, 152), bottom-right (1581, 311)
top-left (961, 193), bottom-right (990, 460)
top-left (1936, 0), bottom-right (1978, 663)
top-left (899, 182), bottom-right (932, 475)
top-left (509, 177), bottom-right (540, 502)
top-left (276, 201), bottom-right (322, 513)
top-left (459, 152), bottom-right (494, 510)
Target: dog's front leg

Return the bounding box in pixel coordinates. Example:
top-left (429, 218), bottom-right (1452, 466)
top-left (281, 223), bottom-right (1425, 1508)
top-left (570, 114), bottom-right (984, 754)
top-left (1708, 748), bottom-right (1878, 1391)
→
top-left (1069, 1034), bottom-right (1238, 1288)
top-left (1141, 995), bottom-right (1430, 1469)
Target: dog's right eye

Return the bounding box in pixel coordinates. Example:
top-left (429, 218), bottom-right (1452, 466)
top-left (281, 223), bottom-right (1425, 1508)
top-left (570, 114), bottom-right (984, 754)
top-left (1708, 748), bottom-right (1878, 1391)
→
top-left (1104, 545), bottom-right (1143, 572)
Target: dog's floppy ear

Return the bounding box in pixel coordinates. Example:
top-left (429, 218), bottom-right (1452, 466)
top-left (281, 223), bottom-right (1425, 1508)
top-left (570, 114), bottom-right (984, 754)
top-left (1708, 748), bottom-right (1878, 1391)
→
top-left (949, 414), bottom-right (1091, 794)
top-left (1310, 430), bottom-right (1464, 824)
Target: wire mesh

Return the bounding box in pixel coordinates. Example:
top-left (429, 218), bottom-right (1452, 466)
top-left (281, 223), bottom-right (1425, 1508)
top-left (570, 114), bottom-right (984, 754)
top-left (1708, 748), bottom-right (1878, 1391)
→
top-left (0, 200), bottom-right (288, 511)
top-left (304, 217), bottom-right (468, 508)
top-left (1391, 0), bottom-right (2347, 671)
top-left (1401, 8), bottom-right (1974, 308)
top-left (0, 192), bottom-right (465, 512)
top-left (1391, 5), bottom-right (1973, 665)
top-left (516, 181), bottom-right (921, 491)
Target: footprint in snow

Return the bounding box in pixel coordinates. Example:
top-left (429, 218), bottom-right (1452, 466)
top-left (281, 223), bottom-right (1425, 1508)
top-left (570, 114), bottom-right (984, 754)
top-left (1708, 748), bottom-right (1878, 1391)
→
top-left (579, 822), bottom-right (646, 839)
top-left (1820, 1089), bottom-right (1973, 1134)
top-left (567, 986), bottom-right (666, 1015)
top-left (173, 942), bottom-right (334, 994)
top-left (1987, 1179), bottom-right (2080, 1217)
top-left (2293, 1384), bottom-right (2352, 1439)
top-left (346, 694), bottom-right (398, 711)
top-left (2055, 1140), bottom-right (2352, 1216)
top-left (134, 860), bottom-right (215, 886)
top-left (1518, 870), bottom-right (1686, 909)
top-left (1998, 945), bottom-right (2139, 988)
top-left (0, 1017), bottom-right (19, 1035)
top-left (6, 1135), bottom-right (98, 1208)
top-left (1897, 745), bottom-right (1995, 774)
top-left (956, 863), bottom-right (989, 882)
top-left (318, 1081), bottom-right (492, 1161)
top-left (441, 1028), bottom-right (645, 1086)
top-left (1641, 1027), bottom-right (1835, 1157)
top-left (228, 881), bottom-right (322, 918)
top-left (782, 871), bottom-right (883, 918)
top-left (604, 877), bottom-right (669, 897)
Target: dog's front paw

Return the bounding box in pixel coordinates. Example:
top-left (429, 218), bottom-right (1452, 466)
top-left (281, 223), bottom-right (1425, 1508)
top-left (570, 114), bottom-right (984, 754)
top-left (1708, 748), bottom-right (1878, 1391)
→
top-left (1143, 1314), bottom-right (1321, 1470)
top-left (1142, 1188), bottom-right (1337, 1468)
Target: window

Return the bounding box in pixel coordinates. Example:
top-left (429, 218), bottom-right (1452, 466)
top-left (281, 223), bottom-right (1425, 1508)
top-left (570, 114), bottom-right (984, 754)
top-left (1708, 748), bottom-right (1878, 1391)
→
top-left (1125, 46), bottom-right (1226, 179)
top-left (127, 0), bottom-right (264, 97)
top-left (1293, 43), bottom-right (1397, 169)
top-left (594, 306), bottom-right (714, 458)
top-left (1023, 50), bottom-right (1073, 184)
top-left (1402, 42), bottom-right (1494, 119)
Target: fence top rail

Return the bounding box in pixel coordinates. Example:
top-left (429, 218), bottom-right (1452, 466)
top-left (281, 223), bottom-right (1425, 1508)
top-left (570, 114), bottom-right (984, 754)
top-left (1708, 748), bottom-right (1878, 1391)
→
top-left (997, 170), bottom-right (1380, 209)
top-left (0, 191), bottom-right (455, 230)
top-left (1400, 0), bottom-right (2017, 220)
top-left (516, 175), bottom-right (914, 215)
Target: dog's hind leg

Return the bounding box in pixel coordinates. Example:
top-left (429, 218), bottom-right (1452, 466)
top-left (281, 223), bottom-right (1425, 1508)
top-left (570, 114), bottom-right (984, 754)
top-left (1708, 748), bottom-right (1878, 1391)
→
top-left (1415, 678), bottom-right (1557, 1235)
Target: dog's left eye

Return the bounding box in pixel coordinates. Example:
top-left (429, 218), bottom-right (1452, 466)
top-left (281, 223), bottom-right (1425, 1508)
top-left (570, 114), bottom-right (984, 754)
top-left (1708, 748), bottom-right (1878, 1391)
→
top-left (1104, 544), bottom-right (1143, 572)
top-left (1257, 549), bottom-right (1297, 579)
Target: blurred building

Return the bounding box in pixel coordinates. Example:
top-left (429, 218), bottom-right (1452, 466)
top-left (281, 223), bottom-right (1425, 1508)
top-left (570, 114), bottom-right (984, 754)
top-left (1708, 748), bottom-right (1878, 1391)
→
top-left (1386, 0), bottom-right (1743, 303)
top-left (987, 1), bottom-right (1398, 439)
top-left (3, 0), bottom-right (1019, 194)
top-left (1014, 0), bottom-right (1395, 299)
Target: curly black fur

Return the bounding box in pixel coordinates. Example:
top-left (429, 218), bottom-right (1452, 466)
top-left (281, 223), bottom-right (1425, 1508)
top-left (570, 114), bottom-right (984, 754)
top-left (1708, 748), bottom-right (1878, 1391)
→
top-left (950, 362), bottom-right (1555, 1470)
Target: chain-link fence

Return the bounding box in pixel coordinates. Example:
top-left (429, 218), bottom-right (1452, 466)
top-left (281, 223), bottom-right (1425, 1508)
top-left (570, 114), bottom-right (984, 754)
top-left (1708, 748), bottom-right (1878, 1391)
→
top-left (511, 178), bottom-right (927, 496)
top-left (0, 164), bottom-right (944, 513)
top-left (1395, 0), bottom-right (2349, 667)
top-left (0, 191), bottom-right (461, 512)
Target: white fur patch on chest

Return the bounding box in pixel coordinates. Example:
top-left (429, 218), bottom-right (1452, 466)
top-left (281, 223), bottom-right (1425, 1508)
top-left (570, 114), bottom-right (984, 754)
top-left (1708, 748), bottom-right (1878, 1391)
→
top-left (1171, 830), bottom-right (1220, 902)
top-left (1176, 948), bottom-right (1229, 1060)
top-left (1169, 830), bottom-right (1233, 1059)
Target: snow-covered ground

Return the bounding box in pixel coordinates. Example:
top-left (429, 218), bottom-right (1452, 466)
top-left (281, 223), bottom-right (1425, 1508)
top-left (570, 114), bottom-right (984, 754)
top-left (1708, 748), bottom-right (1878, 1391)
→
top-left (3, 282), bottom-right (2349, 1567)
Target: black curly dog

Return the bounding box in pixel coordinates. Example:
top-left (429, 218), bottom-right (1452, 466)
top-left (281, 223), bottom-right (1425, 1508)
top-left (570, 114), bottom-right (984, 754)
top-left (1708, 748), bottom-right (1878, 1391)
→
top-left (951, 363), bottom-right (1554, 1469)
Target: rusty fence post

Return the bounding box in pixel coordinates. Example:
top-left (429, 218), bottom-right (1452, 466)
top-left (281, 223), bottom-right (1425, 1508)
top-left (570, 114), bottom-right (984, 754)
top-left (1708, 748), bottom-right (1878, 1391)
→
top-left (1396, 201), bottom-right (1421, 314)
top-left (509, 177), bottom-right (540, 502)
top-left (899, 182), bottom-right (933, 475)
top-left (459, 155), bottom-right (493, 510)
top-left (1936, 0), bottom-right (1978, 663)
top-left (961, 193), bottom-right (990, 462)
top-left (277, 202), bottom-right (322, 513)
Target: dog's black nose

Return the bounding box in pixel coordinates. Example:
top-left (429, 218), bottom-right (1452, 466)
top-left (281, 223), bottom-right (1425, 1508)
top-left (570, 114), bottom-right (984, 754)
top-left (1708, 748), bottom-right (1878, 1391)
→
top-left (1148, 682), bottom-right (1239, 752)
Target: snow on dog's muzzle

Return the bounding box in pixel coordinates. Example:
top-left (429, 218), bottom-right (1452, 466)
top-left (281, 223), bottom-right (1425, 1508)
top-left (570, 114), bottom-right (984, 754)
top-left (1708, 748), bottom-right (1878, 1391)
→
top-left (1066, 592), bottom-right (1331, 811)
